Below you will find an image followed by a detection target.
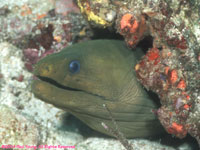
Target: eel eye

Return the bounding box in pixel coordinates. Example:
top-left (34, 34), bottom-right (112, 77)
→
top-left (69, 60), bottom-right (80, 74)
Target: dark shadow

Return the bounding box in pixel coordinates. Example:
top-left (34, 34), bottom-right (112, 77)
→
top-left (91, 27), bottom-right (123, 40)
top-left (137, 35), bottom-right (153, 53)
top-left (58, 113), bottom-right (111, 138)
top-left (146, 89), bottom-right (161, 107)
top-left (148, 133), bottom-right (199, 150)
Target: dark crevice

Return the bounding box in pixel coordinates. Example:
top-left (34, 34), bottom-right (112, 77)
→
top-left (91, 27), bottom-right (123, 40)
top-left (60, 113), bottom-right (111, 138)
top-left (137, 35), bottom-right (153, 53)
top-left (145, 89), bottom-right (161, 107)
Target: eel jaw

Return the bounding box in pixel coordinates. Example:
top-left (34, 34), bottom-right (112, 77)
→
top-left (32, 74), bottom-right (109, 111)
top-left (36, 75), bottom-right (81, 92)
top-left (35, 75), bottom-right (108, 100)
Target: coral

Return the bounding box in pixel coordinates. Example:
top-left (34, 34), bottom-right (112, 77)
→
top-left (117, 13), bottom-right (148, 47)
top-left (0, 0), bottom-right (92, 71)
top-left (77, 0), bottom-right (116, 27)
top-left (77, 0), bottom-right (200, 146)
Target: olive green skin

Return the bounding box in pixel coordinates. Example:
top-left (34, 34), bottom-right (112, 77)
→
top-left (32, 40), bottom-right (163, 138)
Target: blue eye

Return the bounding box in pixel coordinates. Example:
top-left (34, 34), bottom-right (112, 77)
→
top-left (69, 60), bottom-right (80, 74)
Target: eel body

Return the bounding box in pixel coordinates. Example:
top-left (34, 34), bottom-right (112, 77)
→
top-left (32, 40), bottom-right (163, 138)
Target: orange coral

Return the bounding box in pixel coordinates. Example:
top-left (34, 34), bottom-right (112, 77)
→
top-left (167, 122), bottom-right (184, 135)
top-left (146, 48), bottom-right (160, 61)
top-left (169, 69), bottom-right (178, 84)
top-left (177, 79), bottom-right (186, 90)
top-left (172, 122), bottom-right (183, 133)
top-left (120, 13), bottom-right (139, 33)
top-left (183, 104), bottom-right (190, 109)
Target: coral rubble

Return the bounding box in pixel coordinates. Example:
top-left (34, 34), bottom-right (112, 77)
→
top-left (77, 0), bottom-right (200, 146)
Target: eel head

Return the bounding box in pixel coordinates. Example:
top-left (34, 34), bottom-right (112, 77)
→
top-left (32, 40), bottom-right (164, 137)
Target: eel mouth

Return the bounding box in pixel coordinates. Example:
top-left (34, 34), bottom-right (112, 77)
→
top-left (36, 75), bottom-right (81, 92)
top-left (34, 75), bottom-right (109, 101)
top-left (33, 75), bottom-right (113, 120)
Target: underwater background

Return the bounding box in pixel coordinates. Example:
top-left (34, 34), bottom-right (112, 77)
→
top-left (0, 0), bottom-right (199, 149)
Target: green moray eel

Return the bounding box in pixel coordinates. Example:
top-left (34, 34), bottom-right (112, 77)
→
top-left (32, 40), bottom-right (164, 138)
